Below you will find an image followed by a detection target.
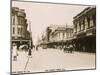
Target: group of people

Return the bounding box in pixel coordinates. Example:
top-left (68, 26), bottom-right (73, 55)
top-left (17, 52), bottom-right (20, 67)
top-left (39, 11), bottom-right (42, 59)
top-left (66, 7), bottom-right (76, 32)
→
top-left (12, 43), bottom-right (33, 61)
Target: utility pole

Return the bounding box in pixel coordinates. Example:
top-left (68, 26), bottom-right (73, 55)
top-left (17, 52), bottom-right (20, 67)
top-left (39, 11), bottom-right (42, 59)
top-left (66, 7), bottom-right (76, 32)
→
top-left (29, 21), bottom-right (32, 48)
top-left (28, 20), bottom-right (33, 57)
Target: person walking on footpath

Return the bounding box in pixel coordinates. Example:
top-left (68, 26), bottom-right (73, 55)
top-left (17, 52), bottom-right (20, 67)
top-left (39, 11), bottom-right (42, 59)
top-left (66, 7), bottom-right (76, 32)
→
top-left (12, 43), bottom-right (18, 61)
top-left (28, 46), bottom-right (32, 58)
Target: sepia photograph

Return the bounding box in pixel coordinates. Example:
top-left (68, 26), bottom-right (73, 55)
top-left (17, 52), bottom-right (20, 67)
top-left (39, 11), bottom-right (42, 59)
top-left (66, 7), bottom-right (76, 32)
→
top-left (11, 0), bottom-right (96, 74)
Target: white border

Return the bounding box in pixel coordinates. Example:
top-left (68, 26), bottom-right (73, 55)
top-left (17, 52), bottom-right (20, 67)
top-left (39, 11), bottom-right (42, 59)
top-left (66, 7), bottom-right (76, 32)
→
top-left (0, 0), bottom-right (99, 75)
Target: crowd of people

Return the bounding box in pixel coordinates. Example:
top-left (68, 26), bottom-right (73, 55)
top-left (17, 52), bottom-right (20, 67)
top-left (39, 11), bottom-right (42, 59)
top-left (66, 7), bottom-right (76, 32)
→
top-left (12, 43), bottom-right (34, 61)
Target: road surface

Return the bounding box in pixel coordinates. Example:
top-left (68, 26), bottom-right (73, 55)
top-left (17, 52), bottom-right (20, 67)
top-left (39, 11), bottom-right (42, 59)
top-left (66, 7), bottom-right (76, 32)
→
top-left (12, 48), bottom-right (96, 74)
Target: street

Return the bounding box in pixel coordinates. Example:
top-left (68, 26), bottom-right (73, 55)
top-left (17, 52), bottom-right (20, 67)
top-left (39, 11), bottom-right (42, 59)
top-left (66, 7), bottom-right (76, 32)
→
top-left (12, 48), bottom-right (95, 73)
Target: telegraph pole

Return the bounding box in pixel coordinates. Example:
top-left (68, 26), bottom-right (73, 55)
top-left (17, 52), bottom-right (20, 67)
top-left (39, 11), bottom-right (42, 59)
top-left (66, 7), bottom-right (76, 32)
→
top-left (28, 20), bottom-right (33, 57)
top-left (29, 21), bottom-right (32, 48)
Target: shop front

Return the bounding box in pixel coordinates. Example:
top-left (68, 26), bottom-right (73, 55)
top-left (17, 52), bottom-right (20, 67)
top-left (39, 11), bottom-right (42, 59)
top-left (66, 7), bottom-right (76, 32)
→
top-left (75, 28), bottom-right (96, 52)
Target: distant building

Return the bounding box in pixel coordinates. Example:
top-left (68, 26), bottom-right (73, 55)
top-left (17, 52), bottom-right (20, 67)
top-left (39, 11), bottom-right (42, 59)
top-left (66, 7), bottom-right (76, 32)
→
top-left (40, 25), bottom-right (73, 49)
top-left (73, 6), bottom-right (96, 52)
top-left (12, 7), bottom-right (30, 45)
top-left (49, 26), bottom-right (73, 42)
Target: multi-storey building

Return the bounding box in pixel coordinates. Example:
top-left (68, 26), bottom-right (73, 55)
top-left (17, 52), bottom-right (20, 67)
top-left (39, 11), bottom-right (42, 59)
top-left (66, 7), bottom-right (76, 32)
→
top-left (44, 25), bottom-right (73, 48)
top-left (49, 26), bottom-right (73, 42)
top-left (12, 7), bottom-right (30, 45)
top-left (73, 6), bottom-right (96, 52)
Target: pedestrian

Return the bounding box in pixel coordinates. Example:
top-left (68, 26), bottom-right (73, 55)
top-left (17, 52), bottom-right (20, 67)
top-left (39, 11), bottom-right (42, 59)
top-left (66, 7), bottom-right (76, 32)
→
top-left (12, 43), bottom-right (18, 61)
top-left (28, 47), bottom-right (32, 58)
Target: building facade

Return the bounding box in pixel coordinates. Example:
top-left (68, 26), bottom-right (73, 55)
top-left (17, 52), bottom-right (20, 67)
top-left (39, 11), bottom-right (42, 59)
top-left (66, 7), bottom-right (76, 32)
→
top-left (73, 6), bottom-right (96, 52)
top-left (12, 7), bottom-right (30, 45)
top-left (41, 25), bottom-right (73, 49)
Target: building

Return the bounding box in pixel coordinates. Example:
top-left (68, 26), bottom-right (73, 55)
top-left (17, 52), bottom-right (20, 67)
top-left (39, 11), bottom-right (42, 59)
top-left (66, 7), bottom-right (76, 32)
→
top-left (73, 6), bottom-right (96, 52)
top-left (12, 7), bottom-right (31, 45)
top-left (40, 25), bottom-right (73, 49)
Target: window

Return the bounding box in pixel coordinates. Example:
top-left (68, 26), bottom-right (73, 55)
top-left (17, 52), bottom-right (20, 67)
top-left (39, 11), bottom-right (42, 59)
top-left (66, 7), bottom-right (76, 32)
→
top-left (18, 28), bottom-right (20, 35)
top-left (60, 32), bottom-right (63, 40)
top-left (81, 21), bottom-right (84, 30)
top-left (85, 17), bottom-right (88, 29)
top-left (73, 22), bottom-right (77, 33)
top-left (77, 22), bottom-right (80, 32)
top-left (70, 30), bottom-right (73, 37)
top-left (64, 32), bottom-right (66, 39)
top-left (13, 27), bottom-right (15, 34)
top-left (17, 28), bottom-right (23, 36)
top-left (63, 32), bottom-right (64, 39)
top-left (66, 33), bottom-right (68, 38)
top-left (90, 16), bottom-right (94, 27)
top-left (87, 17), bottom-right (90, 28)
top-left (21, 28), bottom-right (23, 35)
top-left (75, 24), bottom-right (77, 32)
top-left (18, 17), bottom-right (24, 25)
top-left (93, 14), bottom-right (96, 26)
top-left (79, 22), bottom-right (81, 31)
top-left (12, 16), bottom-right (15, 25)
top-left (83, 20), bottom-right (85, 30)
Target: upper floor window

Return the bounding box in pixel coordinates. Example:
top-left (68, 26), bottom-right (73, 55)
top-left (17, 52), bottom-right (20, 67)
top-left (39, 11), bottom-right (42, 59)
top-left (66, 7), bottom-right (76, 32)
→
top-left (77, 22), bottom-right (80, 32)
top-left (81, 20), bottom-right (85, 30)
top-left (18, 17), bottom-right (24, 25)
top-left (70, 30), bottom-right (73, 37)
top-left (84, 17), bottom-right (88, 29)
top-left (21, 28), bottom-right (23, 35)
top-left (18, 28), bottom-right (20, 35)
top-left (87, 17), bottom-right (90, 28)
top-left (92, 14), bottom-right (96, 26)
top-left (63, 32), bottom-right (65, 39)
top-left (74, 23), bottom-right (77, 33)
top-left (83, 20), bottom-right (85, 30)
top-left (79, 22), bottom-right (81, 31)
top-left (13, 27), bottom-right (15, 34)
top-left (90, 16), bottom-right (94, 27)
top-left (64, 32), bottom-right (67, 39)
top-left (12, 16), bottom-right (15, 25)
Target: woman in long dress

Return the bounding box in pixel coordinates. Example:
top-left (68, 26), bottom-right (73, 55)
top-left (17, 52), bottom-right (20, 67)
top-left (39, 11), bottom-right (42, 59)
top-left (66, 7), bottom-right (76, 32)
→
top-left (12, 44), bottom-right (18, 61)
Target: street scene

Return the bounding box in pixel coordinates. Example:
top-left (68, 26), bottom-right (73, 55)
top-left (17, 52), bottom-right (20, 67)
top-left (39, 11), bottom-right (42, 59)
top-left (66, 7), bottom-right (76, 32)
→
top-left (11, 0), bottom-right (96, 74)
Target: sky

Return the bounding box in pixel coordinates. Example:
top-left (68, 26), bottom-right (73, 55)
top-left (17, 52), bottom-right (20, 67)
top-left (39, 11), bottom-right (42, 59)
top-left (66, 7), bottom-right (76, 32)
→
top-left (12, 1), bottom-right (89, 45)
